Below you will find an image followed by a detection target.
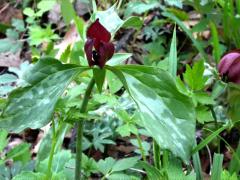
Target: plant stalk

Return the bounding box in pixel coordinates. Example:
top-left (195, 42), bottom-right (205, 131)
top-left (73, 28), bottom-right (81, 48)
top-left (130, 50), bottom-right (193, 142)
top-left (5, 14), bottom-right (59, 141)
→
top-left (210, 105), bottom-right (220, 153)
top-left (136, 133), bottom-right (147, 162)
top-left (47, 119), bottom-right (57, 179)
top-left (153, 140), bottom-right (161, 169)
top-left (75, 78), bottom-right (95, 180)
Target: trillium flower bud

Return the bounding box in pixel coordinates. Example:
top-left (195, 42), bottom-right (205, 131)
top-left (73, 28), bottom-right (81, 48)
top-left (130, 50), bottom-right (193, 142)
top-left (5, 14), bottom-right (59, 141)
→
top-left (218, 50), bottom-right (240, 84)
top-left (84, 19), bottom-right (114, 68)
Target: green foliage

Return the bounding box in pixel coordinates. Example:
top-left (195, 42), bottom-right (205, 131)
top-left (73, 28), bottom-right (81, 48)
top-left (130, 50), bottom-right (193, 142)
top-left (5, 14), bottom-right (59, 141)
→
top-left (97, 157), bottom-right (139, 178)
top-left (124, 0), bottom-right (160, 17)
top-left (192, 125), bottom-right (229, 154)
top-left (163, 11), bottom-right (207, 61)
top-left (221, 170), bottom-right (238, 180)
top-left (211, 153), bottom-right (224, 180)
top-left (168, 26), bottom-right (177, 77)
top-left (112, 65), bottom-right (195, 162)
top-left (29, 26), bottom-right (59, 46)
top-left (6, 143), bottom-right (31, 165)
top-left (23, 1), bottom-right (56, 23)
top-left (12, 172), bottom-right (46, 180)
top-left (183, 61), bottom-right (206, 91)
top-left (60, 0), bottom-right (76, 25)
top-left (0, 58), bottom-right (90, 132)
top-left (0, 19), bottom-right (24, 53)
top-left (1, 1), bottom-right (240, 179)
top-left (93, 5), bottom-right (143, 34)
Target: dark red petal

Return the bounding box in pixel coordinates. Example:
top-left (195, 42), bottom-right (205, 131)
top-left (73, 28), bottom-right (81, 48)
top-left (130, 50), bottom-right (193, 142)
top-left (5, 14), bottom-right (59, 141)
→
top-left (84, 38), bottom-right (95, 67)
top-left (98, 41), bottom-right (114, 68)
top-left (87, 19), bottom-right (111, 49)
top-left (227, 58), bottom-right (240, 84)
top-left (218, 52), bottom-right (240, 75)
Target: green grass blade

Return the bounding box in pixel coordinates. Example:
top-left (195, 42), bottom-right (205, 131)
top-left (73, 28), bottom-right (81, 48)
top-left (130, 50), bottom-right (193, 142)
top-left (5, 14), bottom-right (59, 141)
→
top-left (168, 26), bottom-right (177, 77)
top-left (229, 142), bottom-right (240, 175)
top-left (192, 125), bottom-right (228, 154)
top-left (211, 153), bottom-right (223, 180)
top-left (163, 11), bottom-right (207, 61)
top-left (192, 140), bottom-right (203, 180)
top-left (209, 21), bottom-right (221, 64)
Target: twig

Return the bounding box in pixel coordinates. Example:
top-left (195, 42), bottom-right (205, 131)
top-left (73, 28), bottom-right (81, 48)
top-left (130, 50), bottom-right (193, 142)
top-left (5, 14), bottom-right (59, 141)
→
top-left (0, 3), bottom-right (9, 14)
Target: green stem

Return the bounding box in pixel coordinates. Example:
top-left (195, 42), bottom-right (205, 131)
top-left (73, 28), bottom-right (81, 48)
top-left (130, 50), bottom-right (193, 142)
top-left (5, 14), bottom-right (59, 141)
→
top-left (162, 150), bottom-right (169, 169)
top-left (136, 133), bottom-right (147, 162)
top-left (47, 119), bottom-right (57, 179)
top-left (117, 0), bottom-right (123, 9)
top-left (210, 106), bottom-right (220, 153)
top-left (75, 78), bottom-right (95, 180)
top-left (153, 140), bottom-right (161, 169)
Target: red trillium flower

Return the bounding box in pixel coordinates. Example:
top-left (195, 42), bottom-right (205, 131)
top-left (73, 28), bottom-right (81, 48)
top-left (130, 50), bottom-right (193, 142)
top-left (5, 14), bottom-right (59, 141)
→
top-left (218, 50), bottom-right (240, 84)
top-left (84, 19), bottom-right (114, 68)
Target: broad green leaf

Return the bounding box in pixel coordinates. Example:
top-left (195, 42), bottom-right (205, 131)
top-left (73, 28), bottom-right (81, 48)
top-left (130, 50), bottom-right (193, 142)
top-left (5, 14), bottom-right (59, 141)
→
top-left (112, 157), bottom-right (139, 172)
top-left (23, 8), bottom-right (35, 17)
top-left (74, 16), bottom-right (85, 40)
top-left (209, 21), bottom-right (221, 63)
top-left (0, 129), bottom-right (8, 152)
top-left (116, 124), bottom-right (131, 137)
top-left (124, 1), bottom-right (160, 17)
top-left (60, 45), bottom-right (71, 63)
top-left (138, 161), bottom-right (164, 179)
top-left (106, 71), bottom-right (123, 94)
top-left (12, 171), bottom-right (46, 180)
top-left (122, 16), bottom-right (143, 29)
top-left (12, 19), bottom-right (25, 32)
top-left (29, 25), bottom-right (59, 46)
top-left (227, 84), bottom-right (240, 122)
top-left (36, 123), bottom-right (71, 164)
top-left (116, 65), bottom-right (195, 162)
top-left (168, 26), bottom-right (177, 77)
top-left (107, 53), bottom-right (132, 66)
top-left (212, 81), bottom-right (227, 99)
top-left (93, 68), bottom-right (106, 93)
top-left (183, 60), bottom-right (206, 91)
top-left (211, 153), bottom-right (223, 180)
top-left (0, 58), bottom-right (90, 132)
top-left (166, 8), bottom-right (189, 21)
top-left (37, 150), bottom-right (72, 173)
top-left (0, 74), bottom-right (17, 84)
top-left (94, 6), bottom-right (142, 34)
top-left (193, 92), bottom-right (215, 105)
top-left (60, 0), bottom-right (76, 25)
top-left (163, 12), bottom-right (207, 61)
top-left (6, 143), bottom-right (31, 164)
top-left (108, 173), bottom-right (134, 180)
top-left (221, 170), bottom-right (238, 180)
top-left (165, 0), bottom-right (183, 8)
top-left (196, 106), bottom-right (214, 124)
top-left (229, 142), bottom-right (240, 175)
top-left (37, 0), bottom-right (56, 16)
top-left (167, 156), bottom-right (195, 180)
top-left (98, 157), bottom-right (116, 175)
top-left (94, 6), bottom-right (123, 33)
top-left (0, 38), bottom-right (22, 53)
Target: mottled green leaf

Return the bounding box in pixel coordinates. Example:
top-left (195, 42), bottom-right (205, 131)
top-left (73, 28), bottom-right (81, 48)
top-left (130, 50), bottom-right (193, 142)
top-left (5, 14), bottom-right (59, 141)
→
top-left (0, 129), bottom-right (8, 152)
top-left (0, 58), bottom-right (90, 132)
top-left (12, 171), bottom-right (46, 180)
top-left (116, 65), bottom-right (195, 162)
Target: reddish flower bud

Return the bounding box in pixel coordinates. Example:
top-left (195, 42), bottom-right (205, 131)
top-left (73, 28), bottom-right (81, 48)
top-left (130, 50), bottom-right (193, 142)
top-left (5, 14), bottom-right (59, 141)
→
top-left (218, 50), bottom-right (240, 84)
top-left (84, 19), bottom-right (114, 68)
